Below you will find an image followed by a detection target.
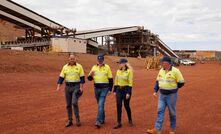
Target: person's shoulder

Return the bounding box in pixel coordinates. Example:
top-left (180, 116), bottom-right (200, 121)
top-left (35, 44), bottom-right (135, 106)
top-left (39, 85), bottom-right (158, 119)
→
top-left (63, 64), bottom-right (69, 68)
top-left (159, 68), bottom-right (164, 72)
top-left (76, 63), bottom-right (83, 67)
top-left (172, 66), bottom-right (180, 71)
top-left (116, 69), bottom-right (121, 73)
top-left (91, 64), bottom-right (97, 70)
top-left (104, 64), bottom-right (111, 68)
top-left (172, 66), bottom-right (182, 74)
top-left (92, 64), bottom-right (97, 68)
top-left (127, 68), bottom-right (133, 73)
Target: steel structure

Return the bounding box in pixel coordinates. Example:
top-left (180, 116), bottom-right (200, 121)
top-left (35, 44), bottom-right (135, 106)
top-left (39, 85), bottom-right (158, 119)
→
top-left (0, 0), bottom-right (75, 39)
top-left (0, 0), bottom-right (178, 58)
top-left (75, 28), bottom-right (178, 58)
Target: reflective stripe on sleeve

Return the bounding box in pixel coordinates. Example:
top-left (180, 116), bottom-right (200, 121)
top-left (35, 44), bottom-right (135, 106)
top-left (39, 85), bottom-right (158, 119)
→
top-left (178, 80), bottom-right (185, 83)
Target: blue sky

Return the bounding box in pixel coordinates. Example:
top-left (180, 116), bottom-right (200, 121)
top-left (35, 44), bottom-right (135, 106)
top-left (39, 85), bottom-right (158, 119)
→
top-left (16, 0), bottom-right (221, 50)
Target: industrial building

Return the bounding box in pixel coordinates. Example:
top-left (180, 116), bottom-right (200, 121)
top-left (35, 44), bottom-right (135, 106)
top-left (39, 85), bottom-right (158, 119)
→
top-left (174, 50), bottom-right (221, 59)
top-left (0, 0), bottom-right (178, 58)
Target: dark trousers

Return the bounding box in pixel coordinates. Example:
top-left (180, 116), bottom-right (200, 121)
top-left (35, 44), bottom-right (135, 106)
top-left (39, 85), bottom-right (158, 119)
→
top-left (65, 83), bottom-right (80, 121)
top-left (115, 88), bottom-right (132, 123)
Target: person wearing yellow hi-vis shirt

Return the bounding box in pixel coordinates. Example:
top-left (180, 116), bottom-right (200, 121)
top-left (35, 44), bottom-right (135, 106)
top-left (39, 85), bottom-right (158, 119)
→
top-left (147, 56), bottom-right (185, 134)
top-left (56, 54), bottom-right (85, 127)
top-left (113, 58), bottom-right (133, 129)
top-left (88, 54), bottom-right (113, 128)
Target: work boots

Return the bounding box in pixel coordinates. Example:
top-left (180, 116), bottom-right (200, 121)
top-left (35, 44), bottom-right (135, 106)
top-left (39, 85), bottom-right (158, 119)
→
top-left (146, 128), bottom-right (161, 134)
top-left (128, 119), bottom-right (133, 127)
top-left (65, 120), bottom-right (73, 127)
top-left (113, 122), bottom-right (122, 129)
top-left (76, 118), bottom-right (81, 127)
top-left (95, 121), bottom-right (101, 128)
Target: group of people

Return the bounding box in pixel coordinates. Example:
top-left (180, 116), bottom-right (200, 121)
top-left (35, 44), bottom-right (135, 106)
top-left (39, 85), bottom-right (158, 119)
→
top-left (56, 53), bottom-right (185, 134)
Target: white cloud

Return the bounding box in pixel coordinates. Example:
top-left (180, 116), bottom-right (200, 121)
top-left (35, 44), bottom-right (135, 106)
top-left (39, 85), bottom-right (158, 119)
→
top-left (14, 0), bottom-right (221, 50)
top-left (161, 33), bottom-right (221, 42)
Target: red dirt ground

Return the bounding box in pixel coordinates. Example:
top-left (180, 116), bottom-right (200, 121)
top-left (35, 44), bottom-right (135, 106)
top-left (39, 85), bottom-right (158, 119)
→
top-left (0, 50), bottom-right (220, 134)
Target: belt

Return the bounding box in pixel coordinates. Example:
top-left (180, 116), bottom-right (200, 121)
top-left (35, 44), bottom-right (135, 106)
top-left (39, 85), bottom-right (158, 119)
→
top-left (119, 86), bottom-right (127, 90)
top-left (66, 82), bottom-right (80, 86)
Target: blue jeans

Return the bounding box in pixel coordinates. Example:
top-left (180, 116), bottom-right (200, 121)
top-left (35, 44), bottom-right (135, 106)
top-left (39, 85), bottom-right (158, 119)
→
top-left (155, 93), bottom-right (177, 130)
top-left (94, 87), bottom-right (109, 123)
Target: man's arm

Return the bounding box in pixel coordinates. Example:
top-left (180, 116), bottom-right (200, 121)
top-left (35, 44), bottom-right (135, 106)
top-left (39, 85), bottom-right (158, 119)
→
top-left (108, 78), bottom-right (113, 92)
top-left (87, 66), bottom-right (94, 81)
top-left (56, 66), bottom-right (65, 91)
top-left (176, 69), bottom-right (185, 89)
top-left (79, 65), bottom-right (85, 84)
top-left (107, 66), bottom-right (113, 92)
top-left (154, 80), bottom-right (159, 93)
top-left (178, 82), bottom-right (184, 88)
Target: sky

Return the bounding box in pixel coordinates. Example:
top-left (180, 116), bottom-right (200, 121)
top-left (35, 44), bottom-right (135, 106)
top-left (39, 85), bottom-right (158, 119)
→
top-left (15, 0), bottom-right (221, 50)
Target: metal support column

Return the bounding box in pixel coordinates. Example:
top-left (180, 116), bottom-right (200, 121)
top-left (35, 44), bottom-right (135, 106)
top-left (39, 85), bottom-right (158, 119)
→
top-left (25, 28), bottom-right (35, 39)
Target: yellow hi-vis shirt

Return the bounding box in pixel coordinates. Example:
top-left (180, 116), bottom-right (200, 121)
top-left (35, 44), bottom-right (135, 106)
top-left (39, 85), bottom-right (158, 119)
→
top-left (157, 66), bottom-right (184, 90)
top-left (89, 64), bottom-right (112, 84)
top-left (114, 69), bottom-right (133, 87)
top-left (60, 63), bottom-right (84, 83)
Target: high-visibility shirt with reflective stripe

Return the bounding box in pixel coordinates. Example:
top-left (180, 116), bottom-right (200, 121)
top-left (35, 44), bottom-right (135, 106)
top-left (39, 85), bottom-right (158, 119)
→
top-left (157, 66), bottom-right (184, 90)
top-left (89, 64), bottom-right (112, 84)
top-left (60, 63), bottom-right (84, 82)
top-left (114, 69), bottom-right (133, 87)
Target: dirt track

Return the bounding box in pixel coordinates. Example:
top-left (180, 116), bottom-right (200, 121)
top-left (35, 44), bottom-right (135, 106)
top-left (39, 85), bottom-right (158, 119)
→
top-left (0, 50), bottom-right (220, 134)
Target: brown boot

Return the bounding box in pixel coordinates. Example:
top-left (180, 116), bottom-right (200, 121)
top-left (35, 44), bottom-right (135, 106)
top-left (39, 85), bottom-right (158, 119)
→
top-left (146, 128), bottom-right (161, 134)
top-left (169, 131), bottom-right (176, 134)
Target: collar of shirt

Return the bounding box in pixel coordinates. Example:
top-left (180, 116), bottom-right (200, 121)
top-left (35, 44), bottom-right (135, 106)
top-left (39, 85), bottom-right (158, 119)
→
top-left (120, 67), bottom-right (128, 71)
top-left (163, 65), bottom-right (172, 71)
top-left (68, 63), bottom-right (77, 66)
top-left (96, 63), bottom-right (105, 67)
